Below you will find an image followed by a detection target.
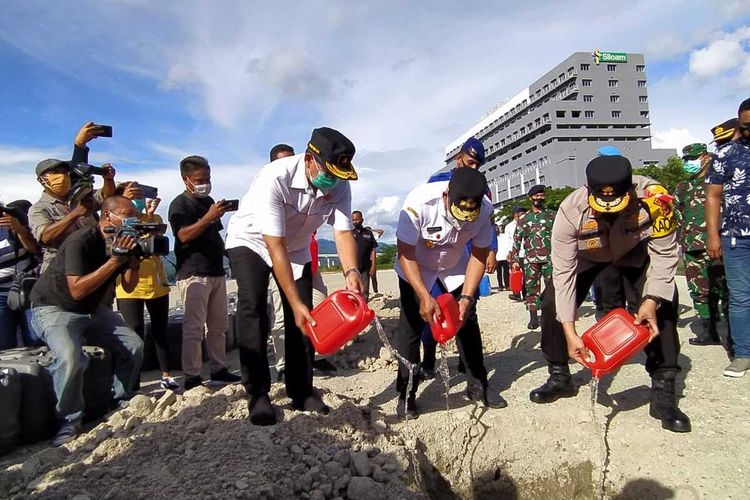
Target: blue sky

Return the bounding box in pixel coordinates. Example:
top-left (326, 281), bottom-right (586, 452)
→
top-left (1, 0), bottom-right (748, 241)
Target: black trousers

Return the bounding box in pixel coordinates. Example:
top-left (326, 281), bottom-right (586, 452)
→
top-left (227, 246), bottom-right (314, 402)
top-left (118, 295), bottom-right (170, 373)
top-left (540, 258), bottom-right (680, 376)
top-left (496, 260), bottom-right (510, 289)
top-left (395, 278), bottom-right (488, 398)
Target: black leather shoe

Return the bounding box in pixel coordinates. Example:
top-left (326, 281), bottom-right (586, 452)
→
top-left (649, 374), bottom-right (691, 433)
top-left (527, 309), bottom-right (539, 330)
top-left (467, 385), bottom-right (508, 409)
top-left (529, 364), bottom-right (576, 404)
top-left (396, 396), bottom-right (418, 420)
top-left (292, 394), bottom-right (330, 415)
top-left (248, 394), bottom-right (277, 426)
top-left (689, 319), bottom-right (721, 346)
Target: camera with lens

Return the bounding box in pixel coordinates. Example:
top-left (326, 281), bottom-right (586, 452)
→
top-left (73, 162), bottom-right (108, 178)
top-left (104, 222), bottom-right (170, 258)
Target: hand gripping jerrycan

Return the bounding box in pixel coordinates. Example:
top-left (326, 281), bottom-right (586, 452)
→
top-left (305, 290), bottom-right (375, 355)
top-left (431, 293), bottom-right (462, 344)
top-left (509, 268), bottom-right (523, 295)
top-left (581, 308), bottom-right (651, 379)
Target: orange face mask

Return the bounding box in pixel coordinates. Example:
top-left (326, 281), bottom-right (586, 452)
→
top-left (42, 173), bottom-right (72, 198)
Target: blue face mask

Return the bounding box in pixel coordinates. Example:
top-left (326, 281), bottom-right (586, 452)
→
top-left (683, 159), bottom-right (703, 175)
top-left (133, 199), bottom-right (146, 213)
top-left (310, 171), bottom-right (339, 192)
top-left (111, 212), bottom-right (138, 228)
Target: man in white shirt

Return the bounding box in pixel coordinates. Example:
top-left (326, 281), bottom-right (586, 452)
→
top-left (394, 167), bottom-right (507, 419)
top-left (225, 127), bottom-right (364, 426)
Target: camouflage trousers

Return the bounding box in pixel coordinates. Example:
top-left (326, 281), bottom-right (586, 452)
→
top-left (684, 250), bottom-right (729, 320)
top-left (524, 260), bottom-right (552, 311)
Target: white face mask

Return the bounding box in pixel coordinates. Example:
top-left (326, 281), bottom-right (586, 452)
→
top-left (188, 179), bottom-right (212, 198)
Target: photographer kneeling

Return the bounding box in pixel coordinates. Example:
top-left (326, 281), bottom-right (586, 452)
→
top-left (30, 196), bottom-right (144, 447)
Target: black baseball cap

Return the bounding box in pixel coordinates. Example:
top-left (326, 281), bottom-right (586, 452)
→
top-left (586, 156), bottom-right (633, 213)
top-left (307, 127), bottom-right (357, 180)
top-left (447, 167), bottom-right (487, 222)
top-left (36, 158), bottom-right (69, 177)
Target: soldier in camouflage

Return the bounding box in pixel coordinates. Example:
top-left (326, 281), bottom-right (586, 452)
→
top-left (510, 184), bottom-right (554, 329)
top-left (674, 143), bottom-right (729, 348)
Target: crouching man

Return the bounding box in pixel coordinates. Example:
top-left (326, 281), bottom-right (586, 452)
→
top-left (30, 196), bottom-right (144, 446)
top-left (394, 167), bottom-right (506, 419)
top-left (529, 155), bottom-right (690, 433)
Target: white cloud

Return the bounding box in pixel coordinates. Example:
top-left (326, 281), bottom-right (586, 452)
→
top-left (688, 25), bottom-right (750, 78)
top-left (651, 128), bottom-right (703, 150)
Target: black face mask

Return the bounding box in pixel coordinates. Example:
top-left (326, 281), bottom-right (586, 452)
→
top-left (532, 199), bottom-right (545, 209)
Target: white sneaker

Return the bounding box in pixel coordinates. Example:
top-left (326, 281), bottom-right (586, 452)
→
top-left (723, 358), bottom-right (750, 378)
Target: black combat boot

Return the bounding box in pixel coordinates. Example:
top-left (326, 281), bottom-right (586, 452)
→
top-left (527, 308), bottom-right (539, 330)
top-left (649, 372), bottom-right (691, 433)
top-left (689, 318), bottom-right (721, 346)
top-left (529, 364), bottom-right (576, 403)
top-left (466, 383), bottom-right (508, 409)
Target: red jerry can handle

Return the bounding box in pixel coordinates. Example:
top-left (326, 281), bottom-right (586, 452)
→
top-left (431, 293), bottom-right (462, 344)
top-left (509, 268), bottom-right (523, 294)
top-left (304, 289), bottom-right (375, 355)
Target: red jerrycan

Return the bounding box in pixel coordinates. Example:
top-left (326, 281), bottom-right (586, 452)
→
top-left (581, 308), bottom-right (651, 379)
top-left (305, 290), bottom-right (376, 355)
top-left (431, 293), bottom-right (462, 344)
top-left (509, 268), bottom-right (523, 295)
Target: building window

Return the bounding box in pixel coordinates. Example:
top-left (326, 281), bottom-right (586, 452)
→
top-left (583, 95), bottom-right (593, 102)
top-left (543, 84), bottom-right (549, 93)
top-left (638, 80), bottom-right (647, 87)
top-left (568, 67), bottom-right (575, 76)
top-left (639, 95), bottom-right (647, 103)
top-left (584, 111), bottom-right (595, 118)
top-left (582, 79), bottom-right (592, 87)
top-left (551, 79), bottom-right (557, 87)
top-left (559, 73), bottom-right (565, 81)
top-left (612, 110), bottom-right (621, 118)
top-left (607, 64), bottom-right (617, 72)
top-left (608, 79), bottom-right (618, 87)
top-left (572, 110), bottom-right (581, 118)
top-left (610, 95), bottom-right (620, 103)
top-left (636, 65), bottom-right (645, 72)
top-left (640, 111), bottom-right (649, 118)
top-left (581, 63), bottom-right (590, 71)
top-left (556, 110), bottom-right (566, 118)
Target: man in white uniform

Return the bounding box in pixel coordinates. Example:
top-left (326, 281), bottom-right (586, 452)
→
top-left (225, 127), bottom-right (364, 426)
top-left (394, 167), bottom-right (507, 419)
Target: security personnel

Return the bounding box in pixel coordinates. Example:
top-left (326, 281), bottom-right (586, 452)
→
top-left (225, 127), bottom-right (364, 426)
top-left (674, 143), bottom-right (729, 347)
top-left (394, 167), bottom-right (506, 419)
top-left (530, 155), bottom-right (691, 433)
top-left (510, 184), bottom-right (554, 329)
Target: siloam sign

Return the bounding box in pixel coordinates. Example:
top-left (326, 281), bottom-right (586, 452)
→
top-left (592, 50), bottom-right (628, 64)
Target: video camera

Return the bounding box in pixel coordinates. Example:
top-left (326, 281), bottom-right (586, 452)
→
top-left (72, 162), bottom-right (108, 178)
top-left (0, 203), bottom-right (23, 220)
top-left (104, 222), bottom-right (170, 258)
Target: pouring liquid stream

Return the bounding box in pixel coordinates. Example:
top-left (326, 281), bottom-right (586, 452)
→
top-left (437, 344), bottom-right (451, 410)
top-left (589, 376), bottom-right (607, 500)
top-left (374, 317), bottom-right (417, 414)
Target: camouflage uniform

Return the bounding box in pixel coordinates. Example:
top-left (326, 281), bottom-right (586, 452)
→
top-left (510, 208), bottom-right (554, 311)
top-left (674, 174), bottom-right (729, 321)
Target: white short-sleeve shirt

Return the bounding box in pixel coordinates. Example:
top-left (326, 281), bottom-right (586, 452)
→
top-left (226, 154), bottom-right (353, 279)
top-left (394, 181), bottom-right (493, 292)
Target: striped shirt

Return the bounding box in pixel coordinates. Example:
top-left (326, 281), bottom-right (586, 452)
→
top-left (0, 228), bottom-right (35, 297)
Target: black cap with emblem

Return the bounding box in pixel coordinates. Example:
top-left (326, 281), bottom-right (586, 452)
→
top-left (586, 155), bottom-right (633, 213)
top-left (307, 127), bottom-right (358, 180)
top-left (447, 167), bottom-right (487, 222)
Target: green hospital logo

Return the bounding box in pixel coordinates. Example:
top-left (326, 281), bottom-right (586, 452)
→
top-left (592, 50), bottom-right (628, 64)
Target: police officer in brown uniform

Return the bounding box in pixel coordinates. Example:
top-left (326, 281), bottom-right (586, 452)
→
top-left (529, 155), bottom-right (691, 433)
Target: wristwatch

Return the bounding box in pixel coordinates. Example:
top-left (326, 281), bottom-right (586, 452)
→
top-left (459, 294), bottom-right (475, 305)
top-left (641, 295), bottom-right (662, 310)
top-left (344, 268), bottom-right (359, 278)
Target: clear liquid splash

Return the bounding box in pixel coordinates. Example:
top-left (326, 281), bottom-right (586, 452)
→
top-left (374, 317), bottom-right (417, 415)
top-left (437, 344), bottom-right (451, 410)
top-left (589, 377), bottom-right (607, 500)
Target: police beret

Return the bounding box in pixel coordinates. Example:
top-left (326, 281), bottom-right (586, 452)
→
top-left (461, 137), bottom-right (486, 166)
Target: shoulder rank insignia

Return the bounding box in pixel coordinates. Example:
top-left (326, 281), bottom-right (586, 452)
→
top-left (406, 207), bottom-right (418, 218)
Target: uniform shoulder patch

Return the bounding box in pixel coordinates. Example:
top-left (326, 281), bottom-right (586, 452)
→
top-left (406, 207), bottom-right (418, 218)
top-left (641, 184), bottom-right (676, 238)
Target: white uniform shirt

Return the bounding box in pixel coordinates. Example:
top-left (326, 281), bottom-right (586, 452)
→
top-left (394, 181), bottom-right (494, 292)
top-left (225, 154), bottom-right (353, 279)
